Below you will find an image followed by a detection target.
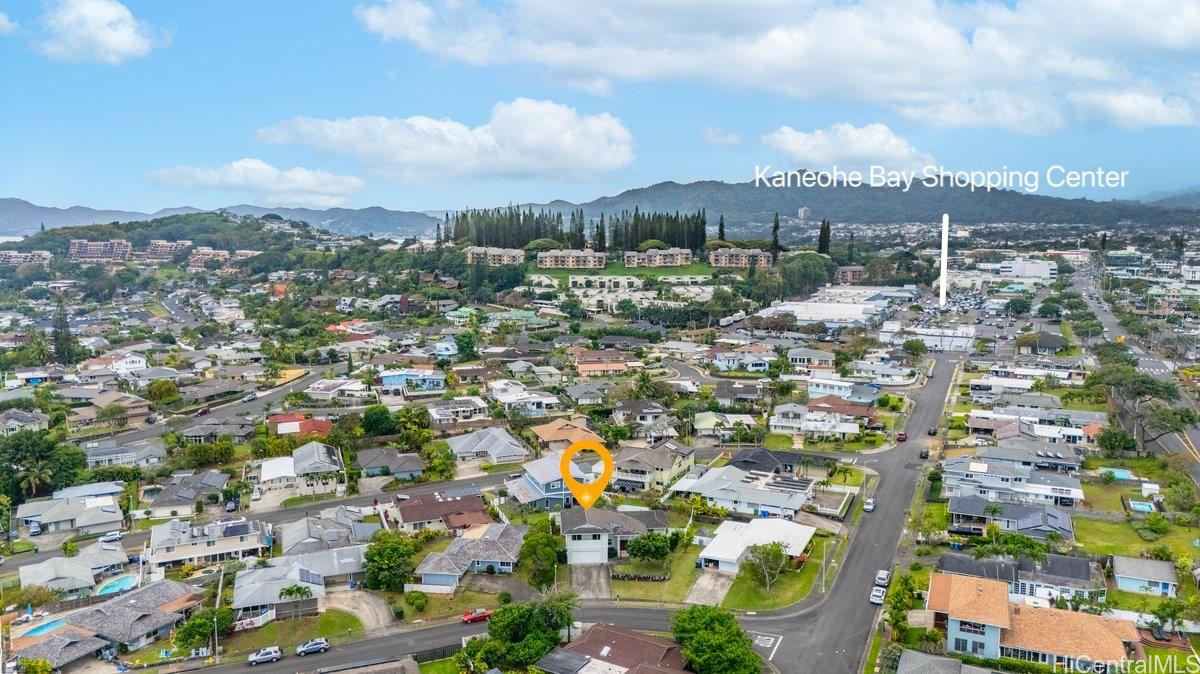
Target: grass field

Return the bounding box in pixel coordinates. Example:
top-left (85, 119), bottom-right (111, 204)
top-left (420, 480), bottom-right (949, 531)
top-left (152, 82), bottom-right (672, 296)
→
top-left (921, 502), bottom-right (949, 532)
top-left (863, 631), bottom-right (884, 674)
top-left (533, 260), bottom-right (721, 284)
top-left (610, 545), bottom-right (702, 602)
top-left (409, 589), bottom-right (498, 622)
top-left (419, 659), bottom-right (459, 674)
top-left (281, 492), bottom-right (340, 508)
top-left (218, 610), bottom-right (364, 657)
top-left (1143, 645), bottom-right (1194, 673)
top-left (1082, 483), bottom-right (1139, 513)
top-left (722, 533), bottom-right (831, 610)
top-left (1073, 518), bottom-right (1200, 560)
top-left (765, 433), bottom-right (794, 450)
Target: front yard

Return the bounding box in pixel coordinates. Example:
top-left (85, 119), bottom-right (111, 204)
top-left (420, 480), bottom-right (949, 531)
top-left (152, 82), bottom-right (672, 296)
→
top-left (610, 544), bottom-right (702, 602)
top-left (377, 588), bottom-right (500, 623)
top-left (722, 532), bottom-right (832, 610)
top-left (1073, 517), bottom-right (1200, 560)
top-left (217, 609), bottom-right (364, 658)
top-left (764, 433), bottom-right (794, 450)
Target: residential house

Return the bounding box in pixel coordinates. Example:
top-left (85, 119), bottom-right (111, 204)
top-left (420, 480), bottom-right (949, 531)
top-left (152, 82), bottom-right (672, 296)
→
top-left (0, 408), bottom-right (49, 435)
top-left (67, 391), bottom-right (151, 429)
top-left (807, 376), bottom-right (881, 405)
top-left (947, 495), bottom-right (1074, 542)
top-left (16, 492), bottom-right (123, 536)
top-left (447, 427), bottom-right (530, 464)
top-left (408, 523), bottom-right (528, 593)
top-left (697, 519), bottom-right (815, 574)
top-left (180, 416), bottom-right (256, 444)
top-left (267, 413), bottom-right (333, 438)
top-left (79, 436), bottom-right (166, 468)
top-left (730, 447), bottom-right (819, 475)
top-left (714, 379), bottom-right (764, 407)
top-left (354, 448), bottom-right (425, 479)
top-left (426, 396), bottom-right (489, 426)
top-left (304, 378), bottom-right (373, 402)
top-left (378, 368), bottom-right (447, 396)
top-left (80, 352), bottom-right (147, 375)
top-left (787, 347), bottom-right (835, 373)
top-left (708, 247), bottom-right (773, 268)
top-left (232, 562), bottom-right (324, 622)
top-left (561, 507), bottom-right (670, 564)
top-left (147, 470), bottom-right (229, 518)
top-left (1112, 556), bottom-right (1178, 597)
top-left (278, 507), bottom-right (379, 556)
top-left (848, 360), bottom-right (916, 385)
top-left (937, 552), bottom-right (1106, 601)
top-left (18, 542), bottom-right (128, 599)
top-left (392, 493), bottom-right (491, 533)
top-left (669, 465), bottom-right (812, 519)
top-left (926, 572), bottom-right (1139, 670)
top-left (564, 382), bottom-right (610, 406)
top-left (940, 456), bottom-right (1084, 507)
top-left (707, 350), bottom-right (772, 373)
top-left (505, 451), bottom-right (594, 510)
top-left (487, 379), bottom-right (562, 416)
top-left (529, 416), bottom-right (604, 453)
top-left (1018, 331), bottom-right (1069, 355)
top-left (147, 516), bottom-right (271, 567)
top-left (611, 440), bottom-right (695, 493)
top-left (693, 411), bottom-right (758, 440)
top-left (53, 581), bottom-right (201, 656)
top-left (535, 624), bottom-right (688, 674)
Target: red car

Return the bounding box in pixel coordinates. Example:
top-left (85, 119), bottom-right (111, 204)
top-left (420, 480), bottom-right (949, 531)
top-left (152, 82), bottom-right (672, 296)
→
top-left (896, 431), bottom-right (908, 442)
top-left (462, 608), bottom-right (493, 624)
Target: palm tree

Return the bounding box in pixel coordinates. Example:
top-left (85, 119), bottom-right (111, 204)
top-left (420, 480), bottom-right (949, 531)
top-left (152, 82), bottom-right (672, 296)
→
top-left (799, 457), bottom-right (812, 477)
top-left (1044, 530), bottom-right (1063, 552)
top-left (278, 583), bottom-right (313, 618)
top-left (829, 465), bottom-right (852, 483)
top-left (19, 461), bottom-right (52, 497)
top-left (982, 503), bottom-right (1004, 544)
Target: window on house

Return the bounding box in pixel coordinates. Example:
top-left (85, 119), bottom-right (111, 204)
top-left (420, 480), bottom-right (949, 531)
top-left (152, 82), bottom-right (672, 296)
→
top-left (953, 638), bottom-right (967, 653)
top-left (959, 621), bottom-right (986, 635)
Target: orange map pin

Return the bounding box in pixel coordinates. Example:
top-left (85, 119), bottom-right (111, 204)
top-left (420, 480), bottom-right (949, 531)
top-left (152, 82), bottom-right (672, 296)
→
top-left (560, 438), bottom-right (612, 509)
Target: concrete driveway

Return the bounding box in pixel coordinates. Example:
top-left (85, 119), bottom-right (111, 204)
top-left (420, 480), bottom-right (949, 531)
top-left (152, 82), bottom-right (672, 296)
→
top-left (321, 588), bottom-right (395, 632)
top-left (684, 569), bottom-right (735, 606)
top-left (570, 564), bottom-right (612, 599)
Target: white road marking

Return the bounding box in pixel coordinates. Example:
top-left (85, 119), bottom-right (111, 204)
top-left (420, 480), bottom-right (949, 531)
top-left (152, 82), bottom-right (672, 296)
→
top-left (748, 631), bottom-right (784, 661)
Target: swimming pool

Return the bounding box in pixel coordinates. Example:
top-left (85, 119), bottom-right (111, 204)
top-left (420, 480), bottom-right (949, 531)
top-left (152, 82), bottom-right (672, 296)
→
top-left (1130, 500), bottom-right (1156, 513)
top-left (24, 619), bottom-right (65, 636)
top-left (97, 574), bottom-right (138, 595)
top-left (1102, 468), bottom-right (1135, 480)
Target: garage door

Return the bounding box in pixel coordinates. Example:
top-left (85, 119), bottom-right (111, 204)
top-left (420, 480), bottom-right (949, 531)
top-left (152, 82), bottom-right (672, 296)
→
top-left (567, 548), bottom-right (608, 565)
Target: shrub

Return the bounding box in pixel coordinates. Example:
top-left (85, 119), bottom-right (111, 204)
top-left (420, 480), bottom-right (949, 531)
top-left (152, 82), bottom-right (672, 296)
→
top-left (391, 603), bottom-right (405, 619)
top-left (498, 591), bottom-right (512, 605)
top-left (909, 561), bottom-right (922, 572)
top-left (405, 591), bottom-right (428, 612)
top-left (1101, 471), bottom-right (1117, 485)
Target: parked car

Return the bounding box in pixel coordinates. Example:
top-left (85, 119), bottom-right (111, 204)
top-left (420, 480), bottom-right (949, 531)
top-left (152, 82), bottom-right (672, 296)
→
top-left (875, 569), bottom-right (891, 587)
top-left (242, 392), bottom-right (258, 402)
top-left (919, 448), bottom-right (930, 459)
top-left (927, 427), bottom-right (938, 436)
top-left (248, 647), bottom-right (282, 665)
top-left (225, 500), bottom-right (239, 512)
top-left (0, 556), bottom-right (5, 566)
top-left (251, 488), bottom-right (262, 501)
top-left (99, 531), bottom-right (122, 543)
top-left (863, 498), bottom-right (875, 512)
top-left (869, 586), bottom-right (887, 604)
top-left (462, 608), bottom-right (493, 624)
top-left (28, 523), bottom-right (41, 536)
top-left (196, 407), bottom-right (212, 416)
top-left (295, 638), bottom-right (329, 656)
top-left (146, 414), bottom-right (158, 424)
top-left (896, 431), bottom-right (907, 442)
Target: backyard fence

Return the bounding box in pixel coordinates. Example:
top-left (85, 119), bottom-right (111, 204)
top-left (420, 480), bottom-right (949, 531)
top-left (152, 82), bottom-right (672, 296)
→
top-left (410, 644), bottom-right (461, 663)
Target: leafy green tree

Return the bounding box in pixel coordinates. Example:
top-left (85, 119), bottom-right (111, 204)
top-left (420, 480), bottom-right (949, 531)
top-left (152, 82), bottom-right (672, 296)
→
top-left (362, 404), bottom-right (397, 436)
top-left (1006, 297), bottom-right (1032, 316)
top-left (746, 542), bottom-right (790, 590)
top-left (146, 379), bottom-right (180, 402)
top-left (901, 339), bottom-right (928, 360)
top-left (174, 607), bottom-right (235, 648)
top-left (672, 606), bottom-right (760, 674)
top-left (518, 519), bottom-right (561, 589)
top-left (19, 659), bottom-right (54, 674)
top-left (392, 405), bottom-right (432, 451)
top-left (97, 403), bottom-right (128, 427)
top-left (363, 530), bottom-right (420, 592)
top-left (1097, 425), bottom-right (1137, 457)
top-left (454, 332), bottom-right (478, 361)
top-left (627, 532), bottom-right (671, 569)
top-left (61, 541), bottom-right (77, 557)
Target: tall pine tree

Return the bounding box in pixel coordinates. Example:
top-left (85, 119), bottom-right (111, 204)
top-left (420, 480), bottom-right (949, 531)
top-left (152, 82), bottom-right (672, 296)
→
top-left (51, 301), bottom-right (78, 365)
top-left (717, 214), bottom-right (725, 241)
top-left (847, 232), bottom-right (855, 263)
top-left (817, 220), bottom-right (832, 255)
top-left (771, 213), bottom-right (780, 264)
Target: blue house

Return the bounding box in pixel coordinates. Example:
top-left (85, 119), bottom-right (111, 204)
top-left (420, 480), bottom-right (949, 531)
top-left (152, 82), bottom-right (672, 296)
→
top-left (1112, 555), bottom-right (1178, 597)
top-left (407, 523), bottom-right (527, 593)
top-left (503, 452), bottom-right (591, 511)
top-left (378, 368), bottom-right (447, 395)
top-left (927, 572), bottom-right (1009, 659)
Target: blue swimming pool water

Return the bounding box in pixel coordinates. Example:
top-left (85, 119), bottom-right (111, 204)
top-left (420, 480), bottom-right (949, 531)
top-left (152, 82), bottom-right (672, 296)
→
top-left (97, 575), bottom-right (138, 595)
top-left (24, 619), bottom-right (65, 636)
top-left (1130, 500), bottom-right (1155, 513)
top-left (1102, 468), bottom-right (1135, 480)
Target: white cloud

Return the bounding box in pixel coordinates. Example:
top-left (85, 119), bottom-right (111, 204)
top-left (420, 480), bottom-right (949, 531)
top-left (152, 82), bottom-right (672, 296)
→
top-left (0, 12), bottom-right (19, 35)
top-left (353, 0), bottom-right (1200, 133)
top-left (39, 0), bottom-right (166, 65)
top-left (763, 123), bottom-right (935, 173)
top-left (149, 158), bottom-right (365, 208)
top-left (258, 98), bottom-right (634, 182)
top-left (701, 127), bottom-right (742, 147)
top-left (1067, 90), bottom-right (1197, 128)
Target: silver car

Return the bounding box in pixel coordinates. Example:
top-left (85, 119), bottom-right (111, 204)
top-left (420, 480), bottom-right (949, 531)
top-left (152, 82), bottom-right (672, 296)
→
top-left (248, 647), bottom-right (282, 665)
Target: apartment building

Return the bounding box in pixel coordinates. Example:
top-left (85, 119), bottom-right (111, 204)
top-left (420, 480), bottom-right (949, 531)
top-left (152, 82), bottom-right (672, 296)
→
top-left (69, 239), bottom-right (132, 263)
top-left (708, 247), bottom-right (773, 268)
top-left (536, 248), bottom-right (606, 269)
top-left (464, 246), bottom-right (525, 266)
top-left (0, 250), bottom-right (52, 266)
top-left (141, 239), bottom-right (193, 263)
top-left (568, 275), bottom-right (643, 290)
top-left (187, 247), bottom-right (261, 270)
top-left (622, 247), bottom-right (693, 267)
top-left (941, 456), bottom-right (1084, 506)
top-left (834, 265), bottom-right (867, 283)
top-left (147, 516), bottom-right (271, 567)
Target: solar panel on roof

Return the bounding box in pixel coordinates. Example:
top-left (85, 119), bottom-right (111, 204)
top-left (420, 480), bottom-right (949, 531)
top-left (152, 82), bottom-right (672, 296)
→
top-left (298, 568), bottom-right (322, 585)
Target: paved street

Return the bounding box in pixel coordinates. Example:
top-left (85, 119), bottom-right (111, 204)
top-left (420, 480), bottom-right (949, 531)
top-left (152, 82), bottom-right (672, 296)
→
top-left (190, 354), bottom-right (959, 674)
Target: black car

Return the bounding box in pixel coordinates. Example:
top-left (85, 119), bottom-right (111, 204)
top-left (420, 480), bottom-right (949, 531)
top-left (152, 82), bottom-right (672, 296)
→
top-left (927, 427), bottom-right (938, 436)
top-left (919, 448), bottom-right (930, 459)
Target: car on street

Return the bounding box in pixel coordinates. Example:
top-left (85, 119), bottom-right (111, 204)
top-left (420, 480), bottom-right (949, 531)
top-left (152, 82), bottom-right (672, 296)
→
top-left (875, 570), bottom-right (891, 587)
top-left (462, 608), bottom-right (493, 623)
top-left (896, 431), bottom-right (907, 442)
top-left (0, 556), bottom-right (5, 566)
top-left (196, 407), bottom-right (211, 416)
top-left (927, 427), bottom-right (938, 436)
top-left (863, 498), bottom-right (875, 512)
top-left (99, 531), bottom-right (122, 543)
top-left (251, 488), bottom-right (262, 501)
top-left (295, 638), bottom-right (329, 656)
top-left (869, 586), bottom-right (887, 604)
top-left (242, 392), bottom-right (258, 402)
top-left (248, 647), bottom-right (282, 665)
top-left (919, 448), bottom-right (930, 459)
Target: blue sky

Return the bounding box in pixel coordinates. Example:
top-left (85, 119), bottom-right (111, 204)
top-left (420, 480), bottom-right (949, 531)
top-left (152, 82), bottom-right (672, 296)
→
top-left (2, 0), bottom-right (1199, 212)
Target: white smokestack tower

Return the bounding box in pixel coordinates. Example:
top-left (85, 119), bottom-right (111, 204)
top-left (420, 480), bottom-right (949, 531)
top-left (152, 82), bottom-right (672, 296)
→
top-left (940, 213), bottom-right (949, 306)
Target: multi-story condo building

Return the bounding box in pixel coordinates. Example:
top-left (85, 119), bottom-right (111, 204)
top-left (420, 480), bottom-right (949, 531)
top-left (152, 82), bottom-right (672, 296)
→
top-left (834, 265), bottom-right (867, 283)
top-left (464, 246), bottom-right (525, 266)
top-left (147, 517), bottom-right (271, 567)
top-left (568, 275), bottom-right (642, 290)
top-left (941, 456), bottom-right (1083, 506)
top-left (998, 258), bottom-right (1057, 282)
top-left (536, 249), bottom-right (606, 269)
top-left (142, 239), bottom-right (193, 263)
top-left (0, 250), bottom-right (53, 266)
top-left (708, 247), bottom-right (773, 268)
top-left (623, 247), bottom-right (694, 267)
top-left (69, 239), bottom-right (132, 263)
top-left (187, 247), bottom-right (261, 270)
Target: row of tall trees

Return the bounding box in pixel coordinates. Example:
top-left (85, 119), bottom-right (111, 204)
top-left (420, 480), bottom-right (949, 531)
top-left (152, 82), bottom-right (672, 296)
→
top-left (605, 208), bottom-right (708, 252)
top-left (448, 206), bottom-right (709, 252)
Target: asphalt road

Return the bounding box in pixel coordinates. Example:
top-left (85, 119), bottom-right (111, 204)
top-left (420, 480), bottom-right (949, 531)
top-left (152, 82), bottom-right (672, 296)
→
top-left (195, 354), bottom-right (959, 674)
top-left (162, 296), bottom-right (201, 328)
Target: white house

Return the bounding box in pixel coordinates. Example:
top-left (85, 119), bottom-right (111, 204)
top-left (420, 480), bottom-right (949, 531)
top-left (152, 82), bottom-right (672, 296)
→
top-left (697, 519), bottom-right (816, 574)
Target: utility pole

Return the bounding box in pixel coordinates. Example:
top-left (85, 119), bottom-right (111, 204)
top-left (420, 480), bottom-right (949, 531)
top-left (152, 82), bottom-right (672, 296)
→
top-left (213, 565), bottom-right (225, 664)
top-left (940, 213), bottom-right (950, 307)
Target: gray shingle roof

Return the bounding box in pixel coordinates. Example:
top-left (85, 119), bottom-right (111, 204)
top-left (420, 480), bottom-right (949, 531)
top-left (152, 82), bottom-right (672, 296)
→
top-left (414, 523), bottom-right (527, 578)
top-left (15, 632), bottom-right (108, 668)
top-left (1112, 555), bottom-right (1178, 584)
top-left (231, 562), bottom-right (325, 609)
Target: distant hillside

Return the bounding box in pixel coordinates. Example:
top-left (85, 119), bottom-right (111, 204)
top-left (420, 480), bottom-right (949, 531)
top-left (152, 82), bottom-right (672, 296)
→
top-left (0, 211), bottom-right (314, 257)
top-left (0, 198), bottom-right (436, 237)
top-left (1142, 185), bottom-right (1200, 209)
top-left (518, 177), bottom-right (1200, 229)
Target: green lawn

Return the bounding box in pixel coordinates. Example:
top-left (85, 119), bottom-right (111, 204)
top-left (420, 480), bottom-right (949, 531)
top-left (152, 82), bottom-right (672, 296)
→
top-left (3, 540), bottom-right (36, 555)
top-left (533, 260), bottom-right (721, 284)
top-left (921, 502), bottom-right (949, 532)
top-left (1073, 518), bottom-right (1200, 561)
top-left (387, 589), bottom-right (499, 622)
top-left (218, 610), bottom-right (364, 657)
top-left (410, 536), bottom-right (454, 567)
top-left (1143, 645), bottom-right (1193, 673)
top-left (610, 545), bottom-right (701, 602)
top-left (419, 659), bottom-right (460, 674)
top-left (863, 631), bottom-right (884, 674)
top-left (765, 433), bottom-right (794, 450)
top-left (722, 533), bottom-right (831, 610)
top-left (1082, 483), bottom-right (1139, 513)
top-left (482, 462), bottom-right (524, 474)
top-left (280, 492), bottom-right (340, 508)
top-left (135, 517), bottom-right (170, 531)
